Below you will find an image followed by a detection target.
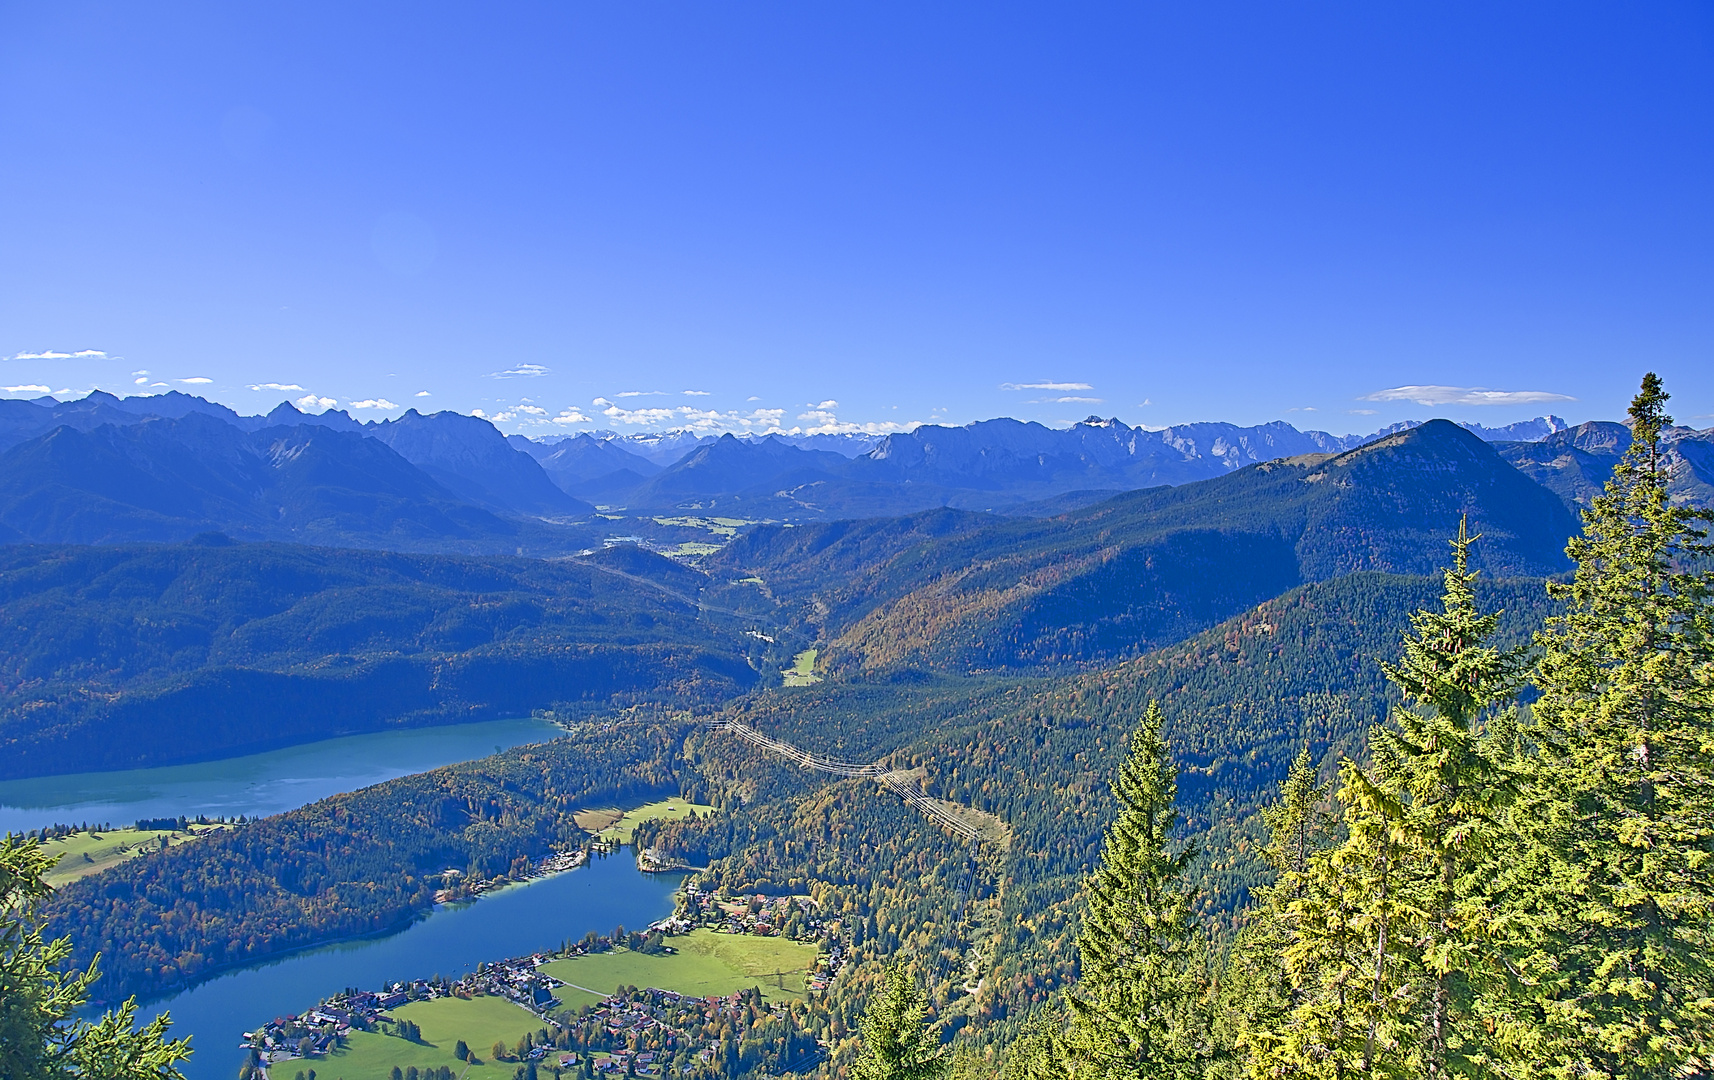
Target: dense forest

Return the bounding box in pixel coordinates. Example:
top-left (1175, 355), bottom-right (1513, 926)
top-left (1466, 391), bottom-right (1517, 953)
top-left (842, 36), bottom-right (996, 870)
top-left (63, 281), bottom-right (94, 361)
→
top-left (839, 377), bottom-right (1714, 1080)
top-left (14, 382), bottom-right (1709, 1080)
top-left (29, 561), bottom-right (1549, 1022)
top-left (0, 542), bottom-right (767, 778)
top-left (43, 721), bottom-right (691, 1001)
top-left (638, 571), bottom-right (1558, 1058)
top-left (702, 421), bottom-right (1575, 677)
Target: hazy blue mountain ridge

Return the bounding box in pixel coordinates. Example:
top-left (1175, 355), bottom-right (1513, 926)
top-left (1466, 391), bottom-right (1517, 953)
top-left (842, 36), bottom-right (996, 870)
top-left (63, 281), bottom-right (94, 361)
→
top-left (4, 391), bottom-right (1695, 541)
top-left (0, 414), bottom-right (554, 551)
top-left (507, 432), bottom-right (664, 503)
top-left (704, 420), bottom-right (1578, 673)
top-left (365, 409), bottom-right (593, 517)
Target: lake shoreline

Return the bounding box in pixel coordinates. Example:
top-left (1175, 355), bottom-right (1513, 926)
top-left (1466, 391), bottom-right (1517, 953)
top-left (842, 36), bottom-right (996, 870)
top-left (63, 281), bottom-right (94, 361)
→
top-left (0, 716), bottom-right (565, 837)
top-left (111, 846), bottom-right (616, 1011)
top-left (133, 852), bottom-right (688, 1080)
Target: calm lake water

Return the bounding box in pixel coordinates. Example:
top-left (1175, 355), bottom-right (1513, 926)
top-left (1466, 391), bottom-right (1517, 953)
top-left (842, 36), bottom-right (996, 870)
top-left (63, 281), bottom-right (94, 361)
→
top-left (0, 717), bottom-right (564, 835)
top-left (136, 853), bottom-right (685, 1080)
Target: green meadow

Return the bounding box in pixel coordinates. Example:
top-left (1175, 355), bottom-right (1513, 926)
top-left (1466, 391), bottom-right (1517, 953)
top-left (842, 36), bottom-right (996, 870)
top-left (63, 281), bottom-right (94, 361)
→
top-left (781, 649), bottom-right (820, 687)
top-left (543, 930), bottom-right (818, 1009)
top-left (39, 824), bottom-right (230, 888)
top-left (322, 995), bottom-right (550, 1080)
top-left (572, 798), bottom-right (717, 844)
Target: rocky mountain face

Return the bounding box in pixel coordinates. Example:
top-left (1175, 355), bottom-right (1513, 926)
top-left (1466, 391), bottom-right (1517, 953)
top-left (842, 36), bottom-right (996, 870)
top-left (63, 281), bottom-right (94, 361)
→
top-left (366, 409), bottom-right (592, 517)
top-left (5, 392), bottom-right (1701, 539)
top-left (1495, 420), bottom-right (1714, 508)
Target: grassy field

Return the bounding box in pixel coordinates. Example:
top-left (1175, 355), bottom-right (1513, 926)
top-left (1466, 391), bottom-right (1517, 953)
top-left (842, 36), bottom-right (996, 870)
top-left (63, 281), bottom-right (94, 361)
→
top-left (650, 516), bottom-right (749, 537)
top-left (572, 798), bottom-right (716, 844)
top-left (663, 541), bottom-right (724, 557)
top-left (39, 824), bottom-right (230, 888)
top-left (781, 648), bottom-right (820, 687)
top-left (321, 995), bottom-right (550, 1080)
top-left (543, 930), bottom-right (818, 1009)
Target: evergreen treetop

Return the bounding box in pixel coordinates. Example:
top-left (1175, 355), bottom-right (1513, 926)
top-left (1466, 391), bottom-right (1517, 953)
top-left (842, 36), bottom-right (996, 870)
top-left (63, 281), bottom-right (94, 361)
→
top-left (852, 963), bottom-right (947, 1080)
top-left (1511, 373), bottom-right (1714, 1077)
top-left (1063, 701), bottom-right (1207, 1080)
top-left (0, 834), bottom-right (192, 1080)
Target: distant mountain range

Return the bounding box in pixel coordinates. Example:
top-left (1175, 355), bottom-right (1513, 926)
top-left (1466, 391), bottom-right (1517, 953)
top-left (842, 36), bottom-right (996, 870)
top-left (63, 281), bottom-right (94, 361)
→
top-left (0, 392), bottom-right (1709, 549)
top-left (515, 414), bottom-right (1596, 516)
top-left (702, 420), bottom-right (1580, 673)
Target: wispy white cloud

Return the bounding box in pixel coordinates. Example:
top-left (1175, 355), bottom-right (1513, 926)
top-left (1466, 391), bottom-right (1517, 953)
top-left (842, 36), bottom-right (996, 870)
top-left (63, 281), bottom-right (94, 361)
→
top-left (482, 397), bottom-right (919, 436)
top-left (600, 403), bottom-right (679, 426)
top-left (1054, 396), bottom-right (1102, 404)
top-left (350, 398), bottom-right (399, 410)
top-left (1001, 381), bottom-right (1093, 392)
top-left (134, 378), bottom-right (149, 385)
top-left (683, 389), bottom-right (711, 396)
top-left (488, 364), bottom-right (550, 379)
top-left (1349, 408), bottom-right (1377, 415)
top-left (297, 394), bottom-right (337, 411)
top-left (178, 377), bottom-right (213, 385)
top-left (415, 390), bottom-right (431, 397)
top-left (795, 408), bottom-right (919, 435)
top-left (615, 390), bottom-right (666, 398)
top-left (810, 399), bottom-right (838, 409)
top-left (8, 349), bottom-right (110, 361)
top-left (249, 382), bottom-right (305, 392)
top-left (2, 384), bottom-right (51, 394)
top-left (1359, 385), bottom-right (1575, 407)
top-left (682, 407), bottom-right (786, 432)
top-left (746, 396), bottom-right (761, 402)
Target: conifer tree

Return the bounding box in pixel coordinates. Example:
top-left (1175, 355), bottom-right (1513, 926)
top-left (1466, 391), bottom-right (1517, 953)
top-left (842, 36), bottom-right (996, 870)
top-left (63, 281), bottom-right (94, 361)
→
top-left (1505, 373), bottom-right (1714, 1076)
top-left (1063, 701), bottom-right (1206, 1080)
top-left (851, 963), bottom-right (947, 1080)
top-left (1372, 518), bottom-right (1527, 1076)
top-left (0, 835), bottom-right (193, 1080)
top-left (1262, 525), bottom-right (1524, 1078)
top-left (1221, 747), bottom-right (1331, 1068)
top-left (999, 1010), bottom-right (1066, 1080)
top-left (1272, 750), bottom-right (1420, 1078)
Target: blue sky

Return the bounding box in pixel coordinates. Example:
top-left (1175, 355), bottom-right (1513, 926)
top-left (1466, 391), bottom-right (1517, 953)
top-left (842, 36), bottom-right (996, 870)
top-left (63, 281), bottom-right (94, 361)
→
top-left (2, 2), bottom-right (1711, 436)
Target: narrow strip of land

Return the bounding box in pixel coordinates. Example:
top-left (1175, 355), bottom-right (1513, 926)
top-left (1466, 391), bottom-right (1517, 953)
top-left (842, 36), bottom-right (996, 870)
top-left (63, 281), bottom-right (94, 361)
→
top-left (707, 720), bottom-right (982, 842)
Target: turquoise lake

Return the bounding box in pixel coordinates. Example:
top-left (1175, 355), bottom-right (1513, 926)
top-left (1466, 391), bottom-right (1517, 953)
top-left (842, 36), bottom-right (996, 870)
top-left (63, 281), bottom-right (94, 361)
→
top-left (5, 718), bottom-right (692, 1080)
top-left (136, 853), bottom-right (685, 1080)
top-left (0, 717), bottom-right (564, 835)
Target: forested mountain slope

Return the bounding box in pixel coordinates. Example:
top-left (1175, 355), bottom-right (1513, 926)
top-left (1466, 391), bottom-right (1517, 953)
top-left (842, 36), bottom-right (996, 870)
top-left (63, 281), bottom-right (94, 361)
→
top-left (45, 568), bottom-right (1556, 1029)
top-left (0, 542), bottom-right (764, 779)
top-left (648, 570), bottom-right (1558, 1038)
top-left (705, 421), bottom-right (1574, 674)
